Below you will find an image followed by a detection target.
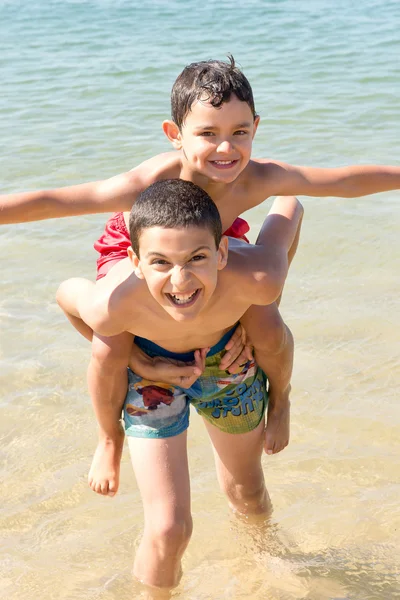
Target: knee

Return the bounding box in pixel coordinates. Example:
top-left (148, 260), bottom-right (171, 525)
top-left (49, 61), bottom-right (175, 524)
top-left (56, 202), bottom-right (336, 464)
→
top-left (147, 512), bottom-right (193, 555)
top-left (223, 480), bottom-right (268, 515)
top-left (55, 278), bottom-right (74, 311)
top-left (56, 277), bottom-right (87, 314)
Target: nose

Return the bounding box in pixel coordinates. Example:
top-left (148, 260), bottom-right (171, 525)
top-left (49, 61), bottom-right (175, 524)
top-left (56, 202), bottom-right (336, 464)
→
top-left (170, 265), bottom-right (190, 288)
top-left (216, 139), bottom-right (233, 153)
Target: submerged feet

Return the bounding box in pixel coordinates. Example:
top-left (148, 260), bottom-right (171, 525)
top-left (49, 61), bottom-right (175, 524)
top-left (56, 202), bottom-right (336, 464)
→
top-left (88, 424), bottom-right (125, 496)
top-left (264, 385), bottom-right (291, 455)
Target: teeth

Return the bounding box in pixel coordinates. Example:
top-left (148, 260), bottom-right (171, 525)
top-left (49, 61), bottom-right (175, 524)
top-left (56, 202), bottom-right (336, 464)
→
top-left (214, 160), bottom-right (233, 165)
top-left (170, 291), bottom-right (197, 305)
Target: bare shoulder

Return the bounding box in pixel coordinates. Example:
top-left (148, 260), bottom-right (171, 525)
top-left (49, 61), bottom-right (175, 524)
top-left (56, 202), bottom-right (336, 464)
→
top-left (95, 153), bottom-right (182, 212)
top-left (234, 159), bottom-right (282, 209)
top-left (233, 158), bottom-right (296, 210)
top-left (249, 157), bottom-right (290, 181)
top-left (129, 151), bottom-right (182, 185)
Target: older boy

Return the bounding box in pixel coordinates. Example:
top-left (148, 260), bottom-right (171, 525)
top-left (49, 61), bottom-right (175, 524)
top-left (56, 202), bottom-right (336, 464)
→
top-left (57, 179), bottom-right (303, 589)
top-left (2, 56), bottom-right (399, 492)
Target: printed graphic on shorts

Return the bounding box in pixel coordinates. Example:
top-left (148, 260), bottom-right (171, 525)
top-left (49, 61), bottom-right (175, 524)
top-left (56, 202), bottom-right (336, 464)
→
top-left (215, 359), bottom-right (256, 389)
top-left (124, 372), bottom-right (187, 430)
top-left (196, 367), bottom-right (265, 420)
top-left (126, 378), bottom-right (176, 415)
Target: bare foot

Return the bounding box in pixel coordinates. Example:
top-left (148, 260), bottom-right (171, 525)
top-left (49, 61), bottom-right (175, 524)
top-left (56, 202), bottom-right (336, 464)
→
top-left (88, 425), bottom-right (125, 497)
top-left (264, 386), bottom-right (290, 455)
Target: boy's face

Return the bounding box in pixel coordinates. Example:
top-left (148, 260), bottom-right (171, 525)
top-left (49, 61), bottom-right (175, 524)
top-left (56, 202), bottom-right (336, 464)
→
top-left (129, 226), bottom-right (228, 322)
top-left (163, 95), bottom-right (260, 184)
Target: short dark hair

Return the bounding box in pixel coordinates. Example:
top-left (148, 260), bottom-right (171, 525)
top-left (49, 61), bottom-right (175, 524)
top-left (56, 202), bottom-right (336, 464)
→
top-left (129, 179), bottom-right (222, 256)
top-left (171, 55), bottom-right (257, 129)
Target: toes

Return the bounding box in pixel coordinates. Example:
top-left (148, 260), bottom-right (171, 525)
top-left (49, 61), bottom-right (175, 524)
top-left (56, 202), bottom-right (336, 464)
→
top-left (264, 440), bottom-right (274, 455)
top-left (108, 480), bottom-right (118, 497)
top-left (94, 481), bottom-right (104, 495)
top-left (88, 476), bottom-right (118, 496)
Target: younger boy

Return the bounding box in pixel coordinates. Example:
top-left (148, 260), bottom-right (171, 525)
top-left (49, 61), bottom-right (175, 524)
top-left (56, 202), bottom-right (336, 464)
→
top-left (57, 178), bottom-right (304, 589)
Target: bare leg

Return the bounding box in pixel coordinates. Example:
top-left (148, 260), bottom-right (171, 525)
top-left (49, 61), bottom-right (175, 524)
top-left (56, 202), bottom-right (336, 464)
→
top-left (57, 277), bottom-right (132, 496)
top-left (239, 197), bottom-right (303, 455)
top-left (128, 432), bottom-right (192, 589)
top-left (256, 196), bottom-right (303, 306)
top-left (241, 305), bottom-right (293, 455)
top-left (56, 278), bottom-right (95, 341)
top-left (87, 333), bottom-right (132, 496)
top-left (203, 418), bottom-right (271, 517)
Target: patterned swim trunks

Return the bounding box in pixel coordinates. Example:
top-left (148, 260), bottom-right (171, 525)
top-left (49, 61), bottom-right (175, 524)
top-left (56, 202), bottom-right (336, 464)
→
top-left (123, 327), bottom-right (268, 439)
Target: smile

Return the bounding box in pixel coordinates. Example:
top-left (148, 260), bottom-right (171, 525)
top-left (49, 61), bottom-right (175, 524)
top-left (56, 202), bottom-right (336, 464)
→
top-left (210, 159), bottom-right (239, 169)
top-left (165, 289), bottom-right (201, 307)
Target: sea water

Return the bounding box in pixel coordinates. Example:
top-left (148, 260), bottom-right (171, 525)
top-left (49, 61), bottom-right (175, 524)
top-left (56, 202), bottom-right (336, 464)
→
top-left (0, 1), bottom-right (399, 598)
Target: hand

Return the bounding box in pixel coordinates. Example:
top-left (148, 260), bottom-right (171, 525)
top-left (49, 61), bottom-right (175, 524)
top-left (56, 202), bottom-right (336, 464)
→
top-left (129, 343), bottom-right (208, 388)
top-left (219, 323), bottom-right (253, 373)
top-left (151, 348), bottom-right (208, 388)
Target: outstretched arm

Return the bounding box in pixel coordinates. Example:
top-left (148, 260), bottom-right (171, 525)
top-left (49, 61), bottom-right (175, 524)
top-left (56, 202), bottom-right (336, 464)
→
top-left (0, 171), bottom-right (142, 224)
top-left (0, 152), bottom-right (178, 224)
top-left (263, 160), bottom-right (400, 198)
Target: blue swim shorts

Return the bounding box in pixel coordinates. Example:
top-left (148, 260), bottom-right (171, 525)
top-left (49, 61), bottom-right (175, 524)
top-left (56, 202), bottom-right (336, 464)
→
top-left (123, 327), bottom-right (268, 439)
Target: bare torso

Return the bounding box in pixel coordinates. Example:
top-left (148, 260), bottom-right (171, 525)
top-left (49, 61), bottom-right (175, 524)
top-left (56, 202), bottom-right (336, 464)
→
top-left (96, 245), bottom-right (258, 353)
top-left (122, 152), bottom-right (271, 233)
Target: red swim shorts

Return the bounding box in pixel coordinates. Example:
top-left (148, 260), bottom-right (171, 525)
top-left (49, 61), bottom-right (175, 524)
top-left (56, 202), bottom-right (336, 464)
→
top-left (94, 212), bottom-right (250, 280)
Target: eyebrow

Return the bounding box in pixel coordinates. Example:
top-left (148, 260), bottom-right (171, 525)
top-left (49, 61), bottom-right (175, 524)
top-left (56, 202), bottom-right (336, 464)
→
top-left (193, 122), bottom-right (252, 131)
top-left (145, 245), bottom-right (212, 259)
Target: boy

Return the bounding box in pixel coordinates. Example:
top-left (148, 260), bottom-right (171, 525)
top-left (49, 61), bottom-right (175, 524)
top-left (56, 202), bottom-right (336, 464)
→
top-left (2, 56), bottom-right (399, 493)
top-left (56, 178), bottom-right (304, 589)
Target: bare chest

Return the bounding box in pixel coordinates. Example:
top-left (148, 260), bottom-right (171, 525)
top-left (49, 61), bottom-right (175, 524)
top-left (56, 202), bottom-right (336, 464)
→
top-left (128, 287), bottom-right (249, 353)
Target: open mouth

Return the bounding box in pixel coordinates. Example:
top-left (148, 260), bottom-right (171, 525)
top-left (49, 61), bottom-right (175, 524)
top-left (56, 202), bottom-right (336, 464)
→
top-left (165, 289), bottom-right (201, 308)
top-left (210, 159), bottom-right (239, 169)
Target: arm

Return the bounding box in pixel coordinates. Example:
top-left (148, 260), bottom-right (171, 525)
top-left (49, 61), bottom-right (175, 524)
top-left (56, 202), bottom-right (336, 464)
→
top-left (0, 171), bottom-right (139, 224)
top-left (262, 160), bottom-right (400, 198)
top-left (0, 152), bottom-right (177, 224)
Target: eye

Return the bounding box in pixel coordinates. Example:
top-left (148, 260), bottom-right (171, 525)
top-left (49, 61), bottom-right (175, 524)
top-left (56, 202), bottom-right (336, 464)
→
top-left (190, 254), bottom-right (206, 262)
top-left (234, 130), bottom-right (248, 136)
top-left (151, 259), bottom-right (169, 266)
top-left (199, 131), bottom-right (214, 137)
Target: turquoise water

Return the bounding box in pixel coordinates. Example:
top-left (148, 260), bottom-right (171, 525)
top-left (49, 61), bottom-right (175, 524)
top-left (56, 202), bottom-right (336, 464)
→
top-left (1, 1), bottom-right (399, 599)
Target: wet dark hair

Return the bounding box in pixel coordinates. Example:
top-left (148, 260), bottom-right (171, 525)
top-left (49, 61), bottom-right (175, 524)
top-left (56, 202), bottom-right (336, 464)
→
top-left (129, 179), bottom-right (222, 257)
top-left (171, 55), bottom-right (257, 129)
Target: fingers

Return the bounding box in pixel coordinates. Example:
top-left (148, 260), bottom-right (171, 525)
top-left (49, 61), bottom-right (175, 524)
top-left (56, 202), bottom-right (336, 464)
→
top-left (168, 364), bottom-right (202, 387)
top-left (177, 349), bottom-right (207, 388)
top-left (244, 343), bottom-right (254, 362)
top-left (223, 323), bottom-right (242, 351)
top-left (225, 347), bottom-right (250, 374)
top-left (219, 329), bottom-right (247, 371)
top-left (194, 348), bottom-right (208, 373)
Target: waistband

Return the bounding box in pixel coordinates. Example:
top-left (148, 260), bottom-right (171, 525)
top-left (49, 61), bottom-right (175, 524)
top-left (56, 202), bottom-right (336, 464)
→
top-left (134, 326), bottom-right (237, 362)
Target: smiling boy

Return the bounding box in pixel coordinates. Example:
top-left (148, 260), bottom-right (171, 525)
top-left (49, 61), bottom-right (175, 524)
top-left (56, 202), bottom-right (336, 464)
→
top-left (56, 179), bottom-right (303, 589)
top-left (2, 56), bottom-right (400, 497)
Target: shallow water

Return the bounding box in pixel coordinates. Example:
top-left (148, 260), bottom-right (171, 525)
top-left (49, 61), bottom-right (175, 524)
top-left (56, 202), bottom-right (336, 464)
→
top-left (1, 1), bottom-right (400, 598)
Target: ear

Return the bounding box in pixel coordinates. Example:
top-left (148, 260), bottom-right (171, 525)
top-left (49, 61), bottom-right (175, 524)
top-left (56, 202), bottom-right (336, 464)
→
top-left (217, 236), bottom-right (229, 270)
top-left (162, 120), bottom-right (182, 149)
top-left (128, 246), bottom-right (144, 279)
top-left (252, 115), bottom-right (260, 139)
